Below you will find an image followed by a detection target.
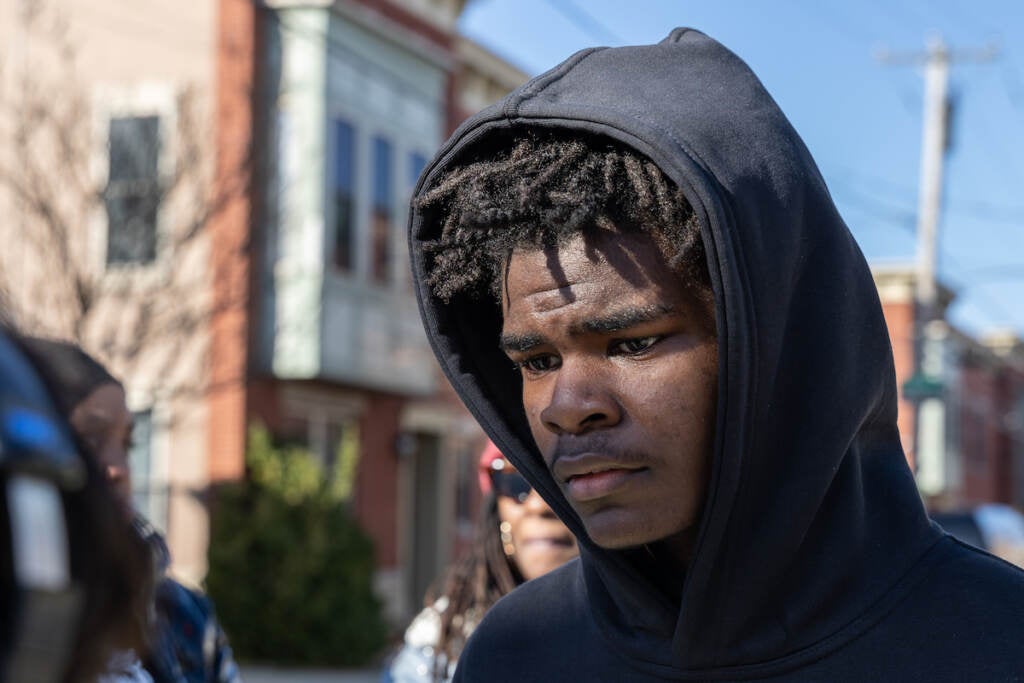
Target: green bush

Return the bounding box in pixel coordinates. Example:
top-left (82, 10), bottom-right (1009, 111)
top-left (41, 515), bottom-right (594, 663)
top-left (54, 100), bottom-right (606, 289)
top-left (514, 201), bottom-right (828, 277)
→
top-left (206, 425), bottom-right (388, 666)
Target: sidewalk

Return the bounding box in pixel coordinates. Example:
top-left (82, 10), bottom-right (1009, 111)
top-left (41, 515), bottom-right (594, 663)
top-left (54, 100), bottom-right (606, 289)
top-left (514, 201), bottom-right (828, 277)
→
top-left (242, 666), bottom-right (381, 683)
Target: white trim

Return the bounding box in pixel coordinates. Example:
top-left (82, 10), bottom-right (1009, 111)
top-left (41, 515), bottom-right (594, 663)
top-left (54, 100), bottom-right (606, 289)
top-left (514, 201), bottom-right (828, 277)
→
top-left (125, 390), bottom-right (172, 533)
top-left (90, 82), bottom-right (179, 280)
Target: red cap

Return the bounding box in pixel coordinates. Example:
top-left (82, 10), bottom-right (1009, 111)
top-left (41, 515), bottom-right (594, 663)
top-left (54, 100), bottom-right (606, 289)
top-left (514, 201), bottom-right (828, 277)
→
top-left (478, 440), bottom-right (504, 494)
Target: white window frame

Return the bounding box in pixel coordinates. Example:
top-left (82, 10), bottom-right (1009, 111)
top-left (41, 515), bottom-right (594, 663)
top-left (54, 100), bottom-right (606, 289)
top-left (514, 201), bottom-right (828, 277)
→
top-left (125, 393), bottom-right (172, 534)
top-left (89, 82), bottom-right (179, 280)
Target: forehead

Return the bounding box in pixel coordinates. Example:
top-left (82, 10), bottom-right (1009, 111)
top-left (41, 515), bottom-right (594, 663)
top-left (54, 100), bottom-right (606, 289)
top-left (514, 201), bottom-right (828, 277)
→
top-left (501, 231), bottom-right (697, 327)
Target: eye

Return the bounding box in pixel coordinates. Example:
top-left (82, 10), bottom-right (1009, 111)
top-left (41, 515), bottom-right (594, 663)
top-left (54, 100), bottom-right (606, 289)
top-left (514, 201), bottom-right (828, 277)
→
top-left (514, 354), bottom-right (560, 375)
top-left (611, 336), bottom-right (660, 356)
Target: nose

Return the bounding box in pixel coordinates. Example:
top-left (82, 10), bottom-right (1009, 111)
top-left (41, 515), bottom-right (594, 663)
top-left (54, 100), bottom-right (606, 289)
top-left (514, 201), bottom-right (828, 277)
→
top-left (522, 488), bottom-right (557, 516)
top-left (106, 464), bottom-right (128, 484)
top-left (539, 358), bottom-right (620, 436)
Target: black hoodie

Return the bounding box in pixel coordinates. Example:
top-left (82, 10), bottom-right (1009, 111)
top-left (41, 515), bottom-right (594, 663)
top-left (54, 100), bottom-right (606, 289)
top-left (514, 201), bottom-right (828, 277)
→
top-left (409, 28), bottom-right (1024, 681)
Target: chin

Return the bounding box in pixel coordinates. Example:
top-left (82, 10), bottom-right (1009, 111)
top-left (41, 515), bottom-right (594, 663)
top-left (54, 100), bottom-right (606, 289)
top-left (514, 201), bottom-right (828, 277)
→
top-left (584, 521), bottom-right (656, 550)
top-left (583, 508), bottom-right (695, 551)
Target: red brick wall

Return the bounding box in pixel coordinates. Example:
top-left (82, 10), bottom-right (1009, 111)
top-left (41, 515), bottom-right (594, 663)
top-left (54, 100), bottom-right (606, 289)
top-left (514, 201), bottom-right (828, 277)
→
top-left (960, 366), bottom-right (999, 504)
top-left (354, 393), bottom-right (403, 568)
top-left (208, 0), bottom-right (257, 482)
top-left (959, 363), bottom-right (1022, 506)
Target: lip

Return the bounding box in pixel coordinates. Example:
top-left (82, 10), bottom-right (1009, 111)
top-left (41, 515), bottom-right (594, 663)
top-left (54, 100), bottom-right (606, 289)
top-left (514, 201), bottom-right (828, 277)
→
top-left (552, 452), bottom-right (646, 482)
top-left (565, 468), bottom-right (644, 502)
top-left (552, 452), bottom-right (648, 502)
top-left (518, 536), bottom-right (575, 549)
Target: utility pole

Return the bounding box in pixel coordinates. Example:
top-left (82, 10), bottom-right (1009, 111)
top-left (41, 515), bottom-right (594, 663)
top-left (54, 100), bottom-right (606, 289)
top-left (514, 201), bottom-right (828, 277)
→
top-left (877, 37), bottom-right (997, 482)
top-left (878, 36), bottom-right (998, 322)
top-left (914, 36), bottom-right (949, 318)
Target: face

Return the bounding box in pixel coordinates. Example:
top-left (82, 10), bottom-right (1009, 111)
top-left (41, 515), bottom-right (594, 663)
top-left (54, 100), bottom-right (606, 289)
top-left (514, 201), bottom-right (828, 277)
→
top-left (500, 230), bottom-right (718, 560)
top-left (492, 460), bottom-right (578, 580)
top-left (69, 383), bottom-right (134, 514)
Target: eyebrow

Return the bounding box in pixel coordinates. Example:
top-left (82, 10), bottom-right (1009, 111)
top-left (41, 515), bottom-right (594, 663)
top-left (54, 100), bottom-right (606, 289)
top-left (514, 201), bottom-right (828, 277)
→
top-left (499, 332), bottom-right (547, 353)
top-left (577, 304), bottom-right (675, 334)
top-left (499, 304), bottom-right (675, 353)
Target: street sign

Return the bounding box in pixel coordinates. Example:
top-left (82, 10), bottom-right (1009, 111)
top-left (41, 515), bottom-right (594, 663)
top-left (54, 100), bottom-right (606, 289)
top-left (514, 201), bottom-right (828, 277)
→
top-left (902, 372), bottom-right (945, 400)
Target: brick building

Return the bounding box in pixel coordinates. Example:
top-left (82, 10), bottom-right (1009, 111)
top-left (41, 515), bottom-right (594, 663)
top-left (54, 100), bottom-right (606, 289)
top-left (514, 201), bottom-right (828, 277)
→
top-left (0, 0), bottom-right (527, 623)
top-left (873, 264), bottom-right (1024, 510)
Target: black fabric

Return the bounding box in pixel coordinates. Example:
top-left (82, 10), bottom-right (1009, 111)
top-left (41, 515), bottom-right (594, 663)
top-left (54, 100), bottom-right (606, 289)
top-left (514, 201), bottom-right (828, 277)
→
top-left (408, 28), bottom-right (1024, 681)
top-left (18, 337), bottom-right (120, 419)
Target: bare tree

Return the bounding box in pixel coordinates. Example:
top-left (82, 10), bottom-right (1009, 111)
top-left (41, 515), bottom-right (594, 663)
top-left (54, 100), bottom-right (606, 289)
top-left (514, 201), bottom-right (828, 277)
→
top-left (0, 0), bottom-right (252, 400)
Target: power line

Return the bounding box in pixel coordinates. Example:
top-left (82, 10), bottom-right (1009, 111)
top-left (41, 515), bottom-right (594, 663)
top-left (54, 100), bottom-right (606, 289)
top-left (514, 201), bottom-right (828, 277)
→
top-left (833, 182), bottom-right (1019, 326)
top-left (924, 0), bottom-right (999, 43)
top-left (541, 0), bottom-right (624, 46)
top-left (832, 182), bottom-right (917, 230)
top-left (1000, 62), bottom-right (1024, 114)
top-left (787, 0), bottom-right (880, 47)
top-left (867, 0), bottom-right (929, 34)
top-left (832, 166), bottom-right (1024, 226)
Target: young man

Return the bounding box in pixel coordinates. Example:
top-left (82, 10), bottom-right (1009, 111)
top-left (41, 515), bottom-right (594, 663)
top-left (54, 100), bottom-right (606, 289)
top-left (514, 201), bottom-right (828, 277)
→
top-left (409, 29), bottom-right (1024, 681)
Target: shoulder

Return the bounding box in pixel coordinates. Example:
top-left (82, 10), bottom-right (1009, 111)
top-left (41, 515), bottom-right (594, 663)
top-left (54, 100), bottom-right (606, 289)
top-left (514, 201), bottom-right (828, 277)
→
top-left (931, 536), bottom-right (1024, 593)
top-left (922, 536), bottom-right (1024, 625)
top-left (402, 601), bottom-right (445, 649)
top-left (455, 560), bottom-right (596, 682)
top-left (849, 536), bottom-right (1024, 677)
top-left (156, 577), bottom-right (215, 622)
top-left (480, 559), bottom-right (586, 638)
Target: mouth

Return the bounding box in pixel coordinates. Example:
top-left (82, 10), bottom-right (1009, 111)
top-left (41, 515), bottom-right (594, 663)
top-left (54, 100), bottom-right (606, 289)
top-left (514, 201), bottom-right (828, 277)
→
top-left (552, 451), bottom-right (649, 502)
top-left (518, 536), bottom-right (576, 550)
top-left (564, 467), bottom-right (646, 502)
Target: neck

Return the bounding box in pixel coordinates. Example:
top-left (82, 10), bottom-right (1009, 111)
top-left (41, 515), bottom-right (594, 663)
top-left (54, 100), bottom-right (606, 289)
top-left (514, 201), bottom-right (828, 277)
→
top-left (655, 526), bottom-right (698, 572)
top-left (632, 527), bottom-right (698, 603)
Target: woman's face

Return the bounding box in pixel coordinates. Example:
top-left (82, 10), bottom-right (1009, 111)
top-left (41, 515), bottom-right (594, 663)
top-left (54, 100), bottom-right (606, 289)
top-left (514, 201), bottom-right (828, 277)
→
top-left (493, 461), bottom-right (578, 580)
top-left (69, 383), bottom-right (134, 515)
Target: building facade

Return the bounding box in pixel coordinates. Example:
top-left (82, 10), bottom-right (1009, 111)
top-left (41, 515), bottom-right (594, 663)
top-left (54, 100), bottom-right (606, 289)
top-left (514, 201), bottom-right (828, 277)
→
top-left (874, 265), bottom-right (1024, 511)
top-left (0, 0), bottom-right (527, 624)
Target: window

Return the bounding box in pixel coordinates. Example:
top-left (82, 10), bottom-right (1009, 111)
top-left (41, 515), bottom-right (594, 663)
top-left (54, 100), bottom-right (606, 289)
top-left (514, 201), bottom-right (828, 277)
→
top-left (332, 119), bottom-right (356, 271)
top-left (371, 135), bottom-right (393, 284)
top-left (105, 116), bottom-right (161, 265)
top-left (129, 409), bottom-right (168, 531)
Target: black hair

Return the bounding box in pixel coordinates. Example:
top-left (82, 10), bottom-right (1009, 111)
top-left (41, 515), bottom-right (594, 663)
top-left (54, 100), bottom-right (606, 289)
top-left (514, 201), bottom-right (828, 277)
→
top-left (18, 337), bottom-right (121, 418)
top-left (423, 493), bottom-right (520, 679)
top-left (2, 329), bottom-right (151, 682)
top-left (416, 130), bottom-right (709, 303)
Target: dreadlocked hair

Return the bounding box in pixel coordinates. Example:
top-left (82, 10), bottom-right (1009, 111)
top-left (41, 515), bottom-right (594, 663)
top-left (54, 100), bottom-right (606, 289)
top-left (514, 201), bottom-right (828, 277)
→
top-left (423, 493), bottom-right (521, 678)
top-left (416, 130), bottom-right (709, 303)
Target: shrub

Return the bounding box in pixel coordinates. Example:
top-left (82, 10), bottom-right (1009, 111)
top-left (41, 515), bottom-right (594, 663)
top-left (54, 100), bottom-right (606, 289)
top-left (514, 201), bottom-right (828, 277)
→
top-left (206, 425), bottom-right (388, 666)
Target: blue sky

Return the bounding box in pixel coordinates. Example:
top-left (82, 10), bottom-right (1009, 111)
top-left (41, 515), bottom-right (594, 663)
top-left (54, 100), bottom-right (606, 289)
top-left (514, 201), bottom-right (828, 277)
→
top-left (458, 0), bottom-right (1024, 338)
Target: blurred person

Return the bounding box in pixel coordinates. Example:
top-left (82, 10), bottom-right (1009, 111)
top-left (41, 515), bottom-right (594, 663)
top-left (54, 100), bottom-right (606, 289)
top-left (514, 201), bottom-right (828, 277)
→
top-left (409, 28), bottom-right (1024, 682)
top-left (0, 326), bottom-right (151, 683)
top-left (386, 441), bottom-right (577, 682)
top-left (19, 338), bottom-right (242, 683)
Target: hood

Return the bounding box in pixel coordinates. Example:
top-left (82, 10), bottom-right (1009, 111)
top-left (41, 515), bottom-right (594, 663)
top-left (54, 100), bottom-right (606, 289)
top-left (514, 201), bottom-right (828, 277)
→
top-left (409, 28), bottom-right (940, 672)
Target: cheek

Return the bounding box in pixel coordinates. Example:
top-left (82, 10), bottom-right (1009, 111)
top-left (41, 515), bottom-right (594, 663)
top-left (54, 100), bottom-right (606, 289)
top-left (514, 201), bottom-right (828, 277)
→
top-left (521, 384), bottom-right (554, 445)
top-left (497, 497), bottom-right (520, 526)
top-left (498, 499), bottom-right (528, 541)
top-left (625, 359), bottom-right (717, 441)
